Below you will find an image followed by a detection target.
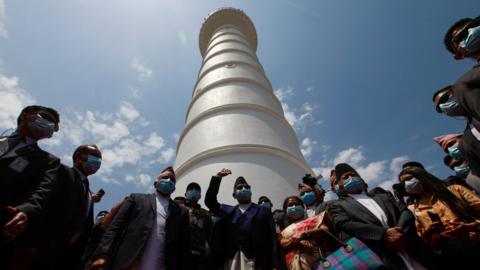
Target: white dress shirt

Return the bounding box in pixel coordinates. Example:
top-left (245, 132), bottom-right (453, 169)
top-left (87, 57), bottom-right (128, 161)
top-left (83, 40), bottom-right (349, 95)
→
top-left (349, 193), bottom-right (426, 270)
top-left (133, 192), bottom-right (170, 270)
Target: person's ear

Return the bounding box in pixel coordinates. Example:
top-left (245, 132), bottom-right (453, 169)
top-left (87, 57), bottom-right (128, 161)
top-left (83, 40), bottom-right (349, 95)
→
top-left (232, 192), bottom-right (236, 199)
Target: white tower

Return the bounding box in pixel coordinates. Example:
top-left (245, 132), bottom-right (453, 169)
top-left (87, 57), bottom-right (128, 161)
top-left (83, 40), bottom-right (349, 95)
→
top-left (173, 8), bottom-right (313, 207)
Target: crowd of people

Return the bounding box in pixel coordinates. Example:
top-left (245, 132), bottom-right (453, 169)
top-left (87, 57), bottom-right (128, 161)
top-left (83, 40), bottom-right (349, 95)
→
top-left (1, 15), bottom-right (480, 270)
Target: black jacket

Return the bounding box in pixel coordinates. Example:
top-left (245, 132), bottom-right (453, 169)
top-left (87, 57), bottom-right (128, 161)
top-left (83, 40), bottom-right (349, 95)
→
top-left (93, 193), bottom-right (191, 270)
top-left (30, 165), bottom-right (94, 269)
top-left (328, 188), bottom-right (439, 270)
top-left (453, 64), bottom-right (480, 177)
top-left (0, 135), bottom-right (60, 243)
top-left (205, 176), bottom-right (281, 269)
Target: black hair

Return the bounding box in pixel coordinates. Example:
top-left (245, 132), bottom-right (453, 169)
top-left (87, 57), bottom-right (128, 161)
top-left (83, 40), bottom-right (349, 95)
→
top-left (186, 182), bottom-right (201, 191)
top-left (174, 196), bottom-right (186, 203)
top-left (282, 196), bottom-right (303, 210)
top-left (96, 210), bottom-right (109, 217)
top-left (401, 167), bottom-right (480, 221)
top-left (401, 161), bottom-right (425, 170)
top-left (17, 105), bottom-right (60, 129)
top-left (258, 196), bottom-right (271, 203)
top-left (73, 144), bottom-right (102, 162)
top-left (444, 18), bottom-right (473, 54)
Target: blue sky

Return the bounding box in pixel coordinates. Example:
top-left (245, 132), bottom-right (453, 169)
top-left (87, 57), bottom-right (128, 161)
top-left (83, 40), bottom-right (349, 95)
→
top-left (1, 0), bottom-right (479, 212)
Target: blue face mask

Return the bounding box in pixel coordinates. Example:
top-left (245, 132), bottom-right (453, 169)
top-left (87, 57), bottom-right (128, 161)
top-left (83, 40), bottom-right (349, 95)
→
top-left (447, 144), bottom-right (462, 160)
top-left (82, 155), bottom-right (102, 175)
top-left (454, 164), bottom-right (470, 178)
top-left (439, 98), bottom-right (465, 117)
top-left (260, 201), bottom-right (272, 208)
top-left (300, 191), bottom-right (317, 205)
top-left (286, 205), bottom-right (304, 220)
top-left (343, 176), bottom-right (365, 194)
top-left (157, 179), bottom-right (176, 195)
top-left (459, 25), bottom-right (480, 53)
top-left (28, 114), bottom-right (56, 139)
top-left (404, 178), bottom-right (423, 194)
top-left (186, 189), bottom-right (201, 201)
top-left (235, 187), bottom-right (252, 201)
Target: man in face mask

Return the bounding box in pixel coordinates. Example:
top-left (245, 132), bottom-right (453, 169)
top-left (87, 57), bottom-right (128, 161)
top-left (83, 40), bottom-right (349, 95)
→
top-left (31, 144), bottom-right (104, 270)
top-left (0, 105), bottom-right (61, 269)
top-left (328, 163), bottom-right (436, 270)
top-left (90, 166), bottom-right (191, 270)
top-left (184, 182), bottom-right (212, 270)
top-left (205, 168), bottom-right (281, 270)
top-left (437, 16), bottom-right (480, 185)
top-left (258, 196), bottom-right (273, 210)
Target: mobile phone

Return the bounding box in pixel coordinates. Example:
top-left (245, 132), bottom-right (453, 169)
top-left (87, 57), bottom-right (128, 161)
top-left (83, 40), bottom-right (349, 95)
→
top-left (97, 189), bottom-right (105, 197)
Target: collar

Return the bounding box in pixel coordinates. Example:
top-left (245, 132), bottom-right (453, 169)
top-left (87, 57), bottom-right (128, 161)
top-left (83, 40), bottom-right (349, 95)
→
top-left (349, 192), bottom-right (370, 199)
top-left (238, 202), bottom-right (252, 211)
top-left (186, 201), bottom-right (200, 209)
top-left (155, 191), bottom-right (171, 202)
top-left (24, 137), bottom-right (38, 145)
top-left (73, 166), bottom-right (87, 181)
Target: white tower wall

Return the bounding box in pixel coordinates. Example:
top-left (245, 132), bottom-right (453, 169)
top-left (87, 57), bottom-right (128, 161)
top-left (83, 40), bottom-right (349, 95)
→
top-left (173, 8), bottom-right (314, 207)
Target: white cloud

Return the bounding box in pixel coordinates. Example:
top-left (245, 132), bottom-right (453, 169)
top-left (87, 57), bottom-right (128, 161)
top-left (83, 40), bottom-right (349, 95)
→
top-left (301, 137), bottom-right (317, 158)
top-left (0, 0), bottom-right (7, 39)
top-left (83, 111), bottom-right (130, 146)
top-left (100, 138), bottom-right (143, 175)
top-left (129, 87), bottom-right (143, 99)
top-left (0, 75), bottom-right (35, 131)
top-left (117, 101), bottom-right (140, 122)
top-left (173, 133), bottom-right (180, 143)
top-left (143, 132), bottom-right (165, 154)
top-left (139, 174), bottom-right (152, 187)
top-left (274, 87), bottom-right (294, 102)
top-left (125, 174), bottom-right (135, 183)
top-left (333, 147), bottom-right (366, 167)
top-left (158, 147), bottom-right (175, 164)
top-left (131, 57), bottom-right (152, 80)
top-left (274, 87), bottom-right (319, 131)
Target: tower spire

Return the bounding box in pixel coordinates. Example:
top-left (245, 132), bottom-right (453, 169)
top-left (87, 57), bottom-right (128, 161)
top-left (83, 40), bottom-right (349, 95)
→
top-left (174, 8), bottom-right (313, 206)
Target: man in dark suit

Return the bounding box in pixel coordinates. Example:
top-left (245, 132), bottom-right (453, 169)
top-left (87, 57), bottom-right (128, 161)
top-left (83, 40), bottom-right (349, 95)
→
top-left (434, 16), bottom-right (480, 194)
top-left (31, 144), bottom-right (104, 270)
top-left (205, 168), bottom-right (281, 270)
top-left (0, 105), bottom-right (61, 269)
top-left (328, 163), bottom-right (439, 270)
top-left (90, 166), bottom-right (191, 270)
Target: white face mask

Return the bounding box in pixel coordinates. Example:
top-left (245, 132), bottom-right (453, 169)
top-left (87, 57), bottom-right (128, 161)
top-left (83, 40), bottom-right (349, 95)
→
top-left (404, 178), bottom-right (423, 194)
top-left (460, 25), bottom-right (480, 54)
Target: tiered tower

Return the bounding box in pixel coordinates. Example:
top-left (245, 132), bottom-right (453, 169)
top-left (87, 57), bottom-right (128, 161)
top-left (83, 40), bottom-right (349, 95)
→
top-left (173, 8), bottom-right (313, 206)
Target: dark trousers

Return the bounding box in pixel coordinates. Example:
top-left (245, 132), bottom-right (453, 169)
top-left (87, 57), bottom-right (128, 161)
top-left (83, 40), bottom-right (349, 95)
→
top-left (192, 253), bottom-right (207, 270)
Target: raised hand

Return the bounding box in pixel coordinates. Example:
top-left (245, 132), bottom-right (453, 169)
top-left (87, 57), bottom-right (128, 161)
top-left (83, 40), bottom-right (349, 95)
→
top-left (216, 168), bottom-right (232, 178)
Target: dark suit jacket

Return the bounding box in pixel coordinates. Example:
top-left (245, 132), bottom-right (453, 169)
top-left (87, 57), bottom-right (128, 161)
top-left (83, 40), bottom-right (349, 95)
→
top-left (453, 64), bottom-right (480, 176)
top-left (0, 135), bottom-right (60, 244)
top-left (205, 176), bottom-right (281, 269)
top-left (94, 193), bottom-right (191, 270)
top-left (328, 188), bottom-right (439, 270)
top-left (30, 165), bottom-right (93, 269)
